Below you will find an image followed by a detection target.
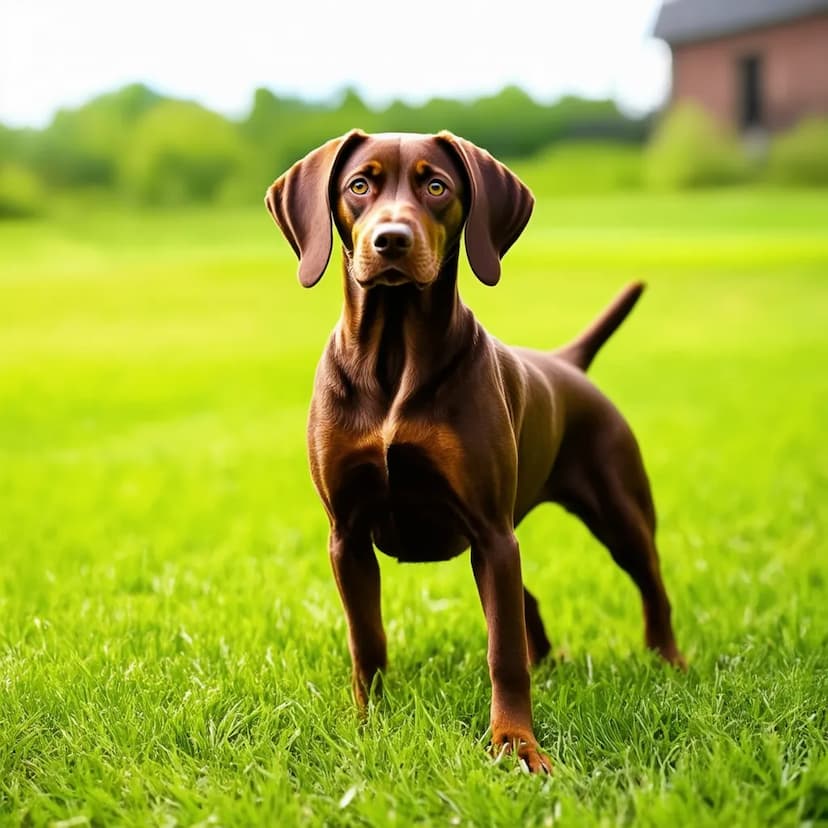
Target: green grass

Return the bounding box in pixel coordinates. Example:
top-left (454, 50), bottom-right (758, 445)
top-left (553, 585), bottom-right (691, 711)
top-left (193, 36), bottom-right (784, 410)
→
top-left (1, 189), bottom-right (827, 826)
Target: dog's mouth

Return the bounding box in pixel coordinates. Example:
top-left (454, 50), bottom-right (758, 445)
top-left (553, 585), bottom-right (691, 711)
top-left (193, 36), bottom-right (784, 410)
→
top-left (351, 241), bottom-right (441, 289)
top-left (356, 268), bottom-right (420, 289)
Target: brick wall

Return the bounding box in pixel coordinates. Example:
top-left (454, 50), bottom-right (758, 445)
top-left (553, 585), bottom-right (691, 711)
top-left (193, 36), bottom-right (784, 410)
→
top-left (671, 13), bottom-right (828, 131)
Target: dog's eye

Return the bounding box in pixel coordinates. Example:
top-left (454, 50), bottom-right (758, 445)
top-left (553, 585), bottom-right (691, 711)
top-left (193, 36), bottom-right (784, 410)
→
top-left (349, 178), bottom-right (370, 195)
top-left (427, 179), bottom-right (446, 196)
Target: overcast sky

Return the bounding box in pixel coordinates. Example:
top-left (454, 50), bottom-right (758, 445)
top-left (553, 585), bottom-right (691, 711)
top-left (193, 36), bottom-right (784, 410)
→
top-left (0, 0), bottom-right (671, 128)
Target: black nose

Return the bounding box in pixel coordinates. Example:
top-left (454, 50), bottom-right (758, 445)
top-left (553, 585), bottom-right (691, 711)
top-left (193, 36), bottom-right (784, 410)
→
top-left (372, 222), bottom-right (413, 257)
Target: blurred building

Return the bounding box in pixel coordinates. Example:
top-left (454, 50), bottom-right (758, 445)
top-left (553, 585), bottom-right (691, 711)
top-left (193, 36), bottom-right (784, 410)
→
top-left (654, 0), bottom-right (828, 132)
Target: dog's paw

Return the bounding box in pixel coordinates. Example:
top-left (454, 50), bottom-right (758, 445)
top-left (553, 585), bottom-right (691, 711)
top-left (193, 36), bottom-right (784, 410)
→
top-left (491, 734), bottom-right (553, 774)
top-left (671, 652), bottom-right (689, 672)
top-left (352, 669), bottom-right (384, 716)
top-left (658, 644), bottom-right (688, 672)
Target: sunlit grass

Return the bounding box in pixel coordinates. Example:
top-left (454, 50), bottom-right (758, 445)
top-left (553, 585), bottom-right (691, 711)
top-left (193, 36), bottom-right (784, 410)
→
top-left (1, 190), bottom-right (827, 826)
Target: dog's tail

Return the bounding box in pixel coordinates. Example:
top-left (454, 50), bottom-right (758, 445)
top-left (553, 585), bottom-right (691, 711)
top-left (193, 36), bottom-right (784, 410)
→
top-left (553, 281), bottom-right (645, 372)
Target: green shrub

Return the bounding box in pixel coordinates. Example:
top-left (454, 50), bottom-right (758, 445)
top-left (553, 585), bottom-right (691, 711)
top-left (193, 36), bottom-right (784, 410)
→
top-left (121, 101), bottom-right (247, 204)
top-left (768, 118), bottom-right (828, 186)
top-left (0, 164), bottom-right (46, 218)
top-left (513, 141), bottom-right (643, 195)
top-left (645, 104), bottom-right (750, 190)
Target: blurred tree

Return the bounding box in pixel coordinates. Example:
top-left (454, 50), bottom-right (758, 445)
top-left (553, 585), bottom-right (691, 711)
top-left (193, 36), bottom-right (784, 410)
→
top-left (29, 84), bottom-right (164, 189)
top-left (121, 100), bottom-right (248, 204)
top-left (0, 163), bottom-right (45, 217)
top-left (0, 123), bottom-right (28, 163)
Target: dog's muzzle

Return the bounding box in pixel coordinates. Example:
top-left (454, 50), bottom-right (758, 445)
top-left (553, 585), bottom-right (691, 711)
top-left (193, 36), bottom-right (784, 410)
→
top-left (371, 222), bottom-right (413, 259)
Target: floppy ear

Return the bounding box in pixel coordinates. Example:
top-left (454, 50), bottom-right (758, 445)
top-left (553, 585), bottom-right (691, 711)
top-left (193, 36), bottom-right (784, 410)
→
top-left (265, 129), bottom-right (366, 287)
top-left (437, 131), bottom-right (534, 286)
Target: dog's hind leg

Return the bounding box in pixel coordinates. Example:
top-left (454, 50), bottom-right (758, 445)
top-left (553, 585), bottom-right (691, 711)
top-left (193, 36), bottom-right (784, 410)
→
top-left (551, 418), bottom-right (686, 669)
top-left (524, 586), bottom-right (552, 665)
top-left (595, 492), bottom-right (685, 668)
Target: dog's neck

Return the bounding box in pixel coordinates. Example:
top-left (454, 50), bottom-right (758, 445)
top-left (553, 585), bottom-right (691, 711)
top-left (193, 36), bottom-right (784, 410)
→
top-left (334, 249), bottom-right (477, 400)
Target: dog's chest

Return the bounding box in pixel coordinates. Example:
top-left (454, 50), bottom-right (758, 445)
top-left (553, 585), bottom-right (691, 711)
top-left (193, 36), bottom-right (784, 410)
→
top-left (322, 414), bottom-right (471, 562)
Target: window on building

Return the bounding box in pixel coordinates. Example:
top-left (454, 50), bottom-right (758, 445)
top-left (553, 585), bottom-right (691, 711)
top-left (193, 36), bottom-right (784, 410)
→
top-left (739, 54), bottom-right (763, 129)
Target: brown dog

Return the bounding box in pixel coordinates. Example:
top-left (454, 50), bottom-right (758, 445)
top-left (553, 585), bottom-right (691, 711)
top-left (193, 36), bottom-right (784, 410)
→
top-left (265, 131), bottom-right (685, 773)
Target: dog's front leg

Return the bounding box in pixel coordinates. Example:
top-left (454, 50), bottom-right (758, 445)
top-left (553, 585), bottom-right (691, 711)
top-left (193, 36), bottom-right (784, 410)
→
top-left (471, 529), bottom-right (552, 773)
top-left (329, 528), bottom-right (386, 711)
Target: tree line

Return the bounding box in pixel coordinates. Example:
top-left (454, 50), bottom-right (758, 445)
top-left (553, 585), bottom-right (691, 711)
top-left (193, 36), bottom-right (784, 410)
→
top-left (0, 84), bottom-right (647, 208)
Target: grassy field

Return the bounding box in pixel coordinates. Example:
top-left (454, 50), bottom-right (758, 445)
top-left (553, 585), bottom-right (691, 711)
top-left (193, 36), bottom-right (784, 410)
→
top-left (1, 187), bottom-right (827, 826)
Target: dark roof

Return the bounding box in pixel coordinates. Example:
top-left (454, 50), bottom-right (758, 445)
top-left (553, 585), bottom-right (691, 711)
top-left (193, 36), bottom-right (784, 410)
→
top-left (654, 0), bottom-right (828, 45)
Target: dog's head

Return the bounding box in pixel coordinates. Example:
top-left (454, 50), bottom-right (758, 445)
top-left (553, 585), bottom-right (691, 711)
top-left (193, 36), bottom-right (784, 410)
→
top-left (265, 131), bottom-right (534, 289)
